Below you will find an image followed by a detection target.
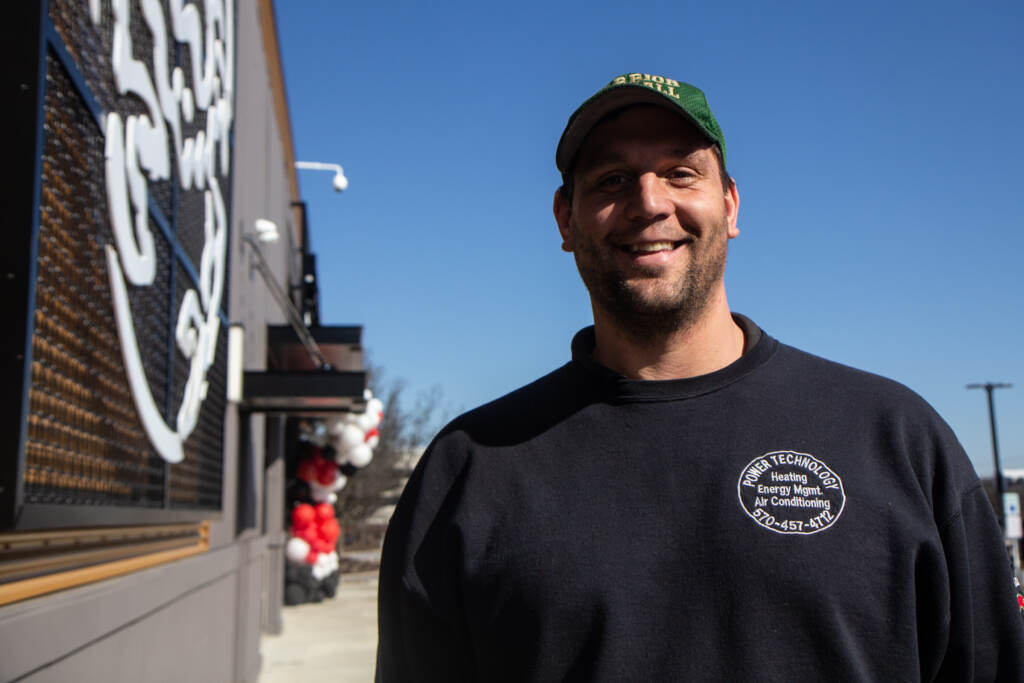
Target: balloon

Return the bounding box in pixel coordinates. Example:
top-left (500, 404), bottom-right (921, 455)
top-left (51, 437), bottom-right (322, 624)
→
top-left (299, 524), bottom-right (319, 545)
top-left (305, 549), bottom-right (318, 565)
top-left (315, 502), bottom-right (335, 521)
top-left (296, 458), bottom-right (318, 482)
top-left (320, 518), bottom-right (340, 542)
top-left (308, 480), bottom-right (340, 503)
top-left (363, 427), bottom-right (379, 443)
top-left (338, 424), bottom-right (364, 451)
top-left (367, 398), bottom-right (384, 419)
top-left (316, 459), bottom-right (337, 485)
top-left (356, 412), bottom-right (376, 432)
top-left (292, 504), bottom-right (315, 527)
top-left (285, 537), bottom-right (310, 564)
top-left (348, 443), bottom-right (373, 468)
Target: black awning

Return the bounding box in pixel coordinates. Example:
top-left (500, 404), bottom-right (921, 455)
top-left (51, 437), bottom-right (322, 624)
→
top-left (267, 325), bottom-right (363, 372)
top-left (242, 370), bottom-right (367, 413)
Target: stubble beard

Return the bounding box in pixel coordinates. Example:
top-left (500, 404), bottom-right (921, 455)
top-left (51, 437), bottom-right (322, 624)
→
top-left (573, 217), bottom-right (730, 343)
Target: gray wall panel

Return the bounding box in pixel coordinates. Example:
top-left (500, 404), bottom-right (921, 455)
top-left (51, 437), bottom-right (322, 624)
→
top-left (21, 573), bottom-right (237, 683)
top-left (0, 546), bottom-right (239, 682)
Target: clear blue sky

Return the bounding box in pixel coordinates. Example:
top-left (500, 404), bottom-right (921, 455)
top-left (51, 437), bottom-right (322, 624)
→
top-left (274, 1), bottom-right (1023, 475)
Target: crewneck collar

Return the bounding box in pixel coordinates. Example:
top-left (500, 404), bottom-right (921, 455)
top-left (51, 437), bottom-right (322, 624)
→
top-left (570, 313), bottom-right (778, 402)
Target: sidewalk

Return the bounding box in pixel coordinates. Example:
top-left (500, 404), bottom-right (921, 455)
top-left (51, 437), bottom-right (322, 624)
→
top-left (259, 570), bottom-right (379, 682)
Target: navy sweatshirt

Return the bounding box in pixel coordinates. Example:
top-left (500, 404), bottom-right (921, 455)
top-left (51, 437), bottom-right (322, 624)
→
top-left (377, 317), bottom-right (1024, 681)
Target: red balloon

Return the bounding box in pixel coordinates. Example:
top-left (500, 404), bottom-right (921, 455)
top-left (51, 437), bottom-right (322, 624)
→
top-left (315, 459), bottom-right (337, 485)
top-left (298, 524), bottom-right (319, 544)
top-left (363, 427), bottom-right (380, 443)
top-left (315, 502), bottom-right (335, 521)
top-left (291, 503), bottom-right (315, 526)
top-left (320, 518), bottom-right (340, 542)
top-left (296, 459), bottom-right (318, 483)
top-left (305, 549), bottom-right (318, 564)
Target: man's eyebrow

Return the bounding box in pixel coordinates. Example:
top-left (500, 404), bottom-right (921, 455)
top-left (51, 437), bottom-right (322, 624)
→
top-left (579, 146), bottom-right (709, 173)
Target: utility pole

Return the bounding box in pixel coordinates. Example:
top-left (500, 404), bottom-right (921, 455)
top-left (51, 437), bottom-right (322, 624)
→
top-left (967, 382), bottom-right (1013, 529)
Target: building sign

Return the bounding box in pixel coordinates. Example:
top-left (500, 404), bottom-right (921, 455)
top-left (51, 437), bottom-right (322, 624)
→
top-left (95, 0), bottom-right (234, 464)
top-left (4, 0), bottom-right (237, 528)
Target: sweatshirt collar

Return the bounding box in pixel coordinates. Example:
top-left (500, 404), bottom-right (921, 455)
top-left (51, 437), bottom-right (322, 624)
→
top-left (570, 313), bottom-right (777, 402)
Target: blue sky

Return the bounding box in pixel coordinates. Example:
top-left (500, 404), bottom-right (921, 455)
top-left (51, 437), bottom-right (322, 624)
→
top-left (274, 1), bottom-right (1023, 474)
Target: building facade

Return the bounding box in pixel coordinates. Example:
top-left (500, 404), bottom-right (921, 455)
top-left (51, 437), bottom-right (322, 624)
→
top-left (0, 2), bottom-right (362, 680)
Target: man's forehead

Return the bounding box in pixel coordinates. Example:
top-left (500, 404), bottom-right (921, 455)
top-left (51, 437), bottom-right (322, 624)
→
top-left (575, 106), bottom-right (715, 170)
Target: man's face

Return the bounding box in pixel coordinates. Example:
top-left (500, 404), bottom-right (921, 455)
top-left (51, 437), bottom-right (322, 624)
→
top-left (554, 105), bottom-right (739, 337)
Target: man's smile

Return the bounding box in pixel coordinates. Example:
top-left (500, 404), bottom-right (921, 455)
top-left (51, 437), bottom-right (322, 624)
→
top-left (622, 240), bottom-right (685, 254)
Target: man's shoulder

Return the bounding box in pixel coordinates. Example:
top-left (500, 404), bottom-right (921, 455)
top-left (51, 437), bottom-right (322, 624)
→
top-left (435, 362), bottom-right (584, 447)
top-left (772, 341), bottom-right (932, 411)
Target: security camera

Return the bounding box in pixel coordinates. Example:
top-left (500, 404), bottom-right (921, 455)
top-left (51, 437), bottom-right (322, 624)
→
top-left (332, 170), bottom-right (349, 193)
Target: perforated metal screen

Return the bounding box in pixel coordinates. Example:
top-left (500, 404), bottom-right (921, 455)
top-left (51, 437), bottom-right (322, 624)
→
top-left (17, 0), bottom-right (233, 520)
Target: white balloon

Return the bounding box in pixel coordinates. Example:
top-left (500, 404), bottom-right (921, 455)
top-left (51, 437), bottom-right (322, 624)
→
top-left (332, 473), bottom-right (348, 491)
top-left (348, 443), bottom-right (373, 468)
top-left (339, 423), bottom-right (364, 450)
top-left (311, 557), bottom-right (330, 580)
top-left (308, 481), bottom-right (337, 504)
top-left (285, 537), bottom-right (310, 565)
top-left (356, 412), bottom-right (376, 432)
top-left (367, 397), bottom-right (384, 417)
top-left (308, 481), bottom-right (328, 501)
top-left (366, 434), bottom-right (380, 449)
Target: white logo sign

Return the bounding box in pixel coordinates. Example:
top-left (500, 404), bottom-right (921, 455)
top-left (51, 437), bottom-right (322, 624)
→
top-left (92, 0), bottom-right (234, 463)
top-left (737, 451), bottom-right (846, 535)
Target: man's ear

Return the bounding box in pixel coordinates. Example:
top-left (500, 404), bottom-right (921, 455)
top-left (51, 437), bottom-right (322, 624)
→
top-left (553, 189), bottom-right (574, 252)
top-left (725, 178), bottom-right (740, 239)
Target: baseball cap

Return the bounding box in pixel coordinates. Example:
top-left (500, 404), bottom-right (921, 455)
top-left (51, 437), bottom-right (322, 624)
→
top-left (555, 72), bottom-right (726, 174)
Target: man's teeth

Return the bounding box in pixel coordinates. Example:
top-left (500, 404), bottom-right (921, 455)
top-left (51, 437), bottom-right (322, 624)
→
top-left (626, 241), bottom-right (675, 253)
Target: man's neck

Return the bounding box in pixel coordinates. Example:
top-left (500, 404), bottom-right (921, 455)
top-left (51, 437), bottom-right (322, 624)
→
top-left (590, 297), bottom-right (745, 380)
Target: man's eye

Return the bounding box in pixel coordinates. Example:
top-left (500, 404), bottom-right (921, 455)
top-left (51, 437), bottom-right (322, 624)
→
top-left (596, 174), bottom-right (629, 188)
top-left (667, 169), bottom-right (696, 181)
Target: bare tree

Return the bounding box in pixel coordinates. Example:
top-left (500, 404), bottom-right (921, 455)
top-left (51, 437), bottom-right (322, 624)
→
top-left (334, 365), bottom-right (446, 526)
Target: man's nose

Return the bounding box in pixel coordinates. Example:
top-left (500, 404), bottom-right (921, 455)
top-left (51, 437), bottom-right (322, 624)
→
top-left (628, 173), bottom-right (672, 221)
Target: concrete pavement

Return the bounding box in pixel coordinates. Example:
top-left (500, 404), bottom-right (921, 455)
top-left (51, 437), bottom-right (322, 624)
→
top-left (259, 570), bottom-right (379, 682)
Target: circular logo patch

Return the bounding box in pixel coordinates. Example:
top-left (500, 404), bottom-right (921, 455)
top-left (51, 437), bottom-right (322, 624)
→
top-left (737, 451), bottom-right (845, 535)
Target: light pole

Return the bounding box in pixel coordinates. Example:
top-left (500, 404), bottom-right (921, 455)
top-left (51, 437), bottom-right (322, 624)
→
top-left (967, 382), bottom-right (1013, 529)
top-left (295, 161), bottom-right (348, 192)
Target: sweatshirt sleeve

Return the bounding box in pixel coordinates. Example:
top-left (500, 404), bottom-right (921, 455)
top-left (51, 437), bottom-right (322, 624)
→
top-left (933, 483), bottom-right (1024, 681)
top-left (375, 434), bottom-right (474, 682)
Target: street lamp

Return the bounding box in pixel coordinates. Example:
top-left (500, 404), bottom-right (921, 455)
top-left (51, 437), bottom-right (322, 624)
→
top-left (967, 382), bottom-right (1013, 528)
top-left (295, 160), bottom-right (348, 192)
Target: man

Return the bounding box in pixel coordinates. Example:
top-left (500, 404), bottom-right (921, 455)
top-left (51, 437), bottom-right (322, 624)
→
top-left (377, 72), bottom-right (1024, 681)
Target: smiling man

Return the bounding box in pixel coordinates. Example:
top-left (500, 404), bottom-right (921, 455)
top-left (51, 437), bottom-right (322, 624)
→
top-left (376, 73), bottom-right (1024, 681)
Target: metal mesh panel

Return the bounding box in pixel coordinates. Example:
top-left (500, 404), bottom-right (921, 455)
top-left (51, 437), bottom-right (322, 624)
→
top-left (24, 4), bottom-right (231, 516)
top-left (49, 0), bottom-right (116, 118)
top-left (26, 55), bottom-right (165, 507)
top-left (51, 0), bottom-right (175, 219)
top-left (168, 261), bottom-right (226, 509)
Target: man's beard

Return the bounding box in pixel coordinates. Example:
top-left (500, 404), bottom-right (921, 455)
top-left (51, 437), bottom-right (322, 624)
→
top-left (572, 217), bottom-right (729, 342)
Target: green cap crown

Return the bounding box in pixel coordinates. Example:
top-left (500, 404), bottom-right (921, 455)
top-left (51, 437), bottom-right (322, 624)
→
top-left (556, 72), bottom-right (726, 174)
